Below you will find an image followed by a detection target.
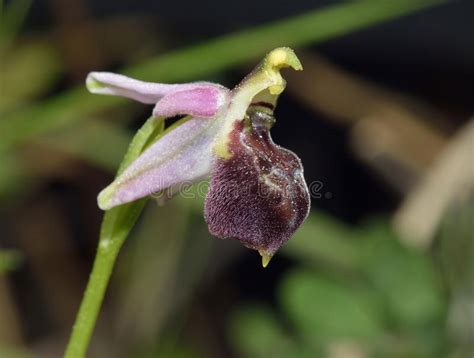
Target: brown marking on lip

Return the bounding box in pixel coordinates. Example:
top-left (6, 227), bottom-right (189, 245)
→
top-left (250, 101), bottom-right (274, 110)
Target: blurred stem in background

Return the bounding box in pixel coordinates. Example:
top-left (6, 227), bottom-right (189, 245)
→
top-left (0, 0), bottom-right (445, 153)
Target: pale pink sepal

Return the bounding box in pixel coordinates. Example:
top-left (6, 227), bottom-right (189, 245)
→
top-left (153, 86), bottom-right (228, 118)
top-left (86, 71), bottom-right (228, 112)
top-left (97, 117), bottom-right (220, 210)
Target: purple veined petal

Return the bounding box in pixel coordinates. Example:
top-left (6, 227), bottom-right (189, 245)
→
top-left (98, 117), bottom-right (222, 210)
top-left (153, 86), bottom-right (229, 118)
top-left (86, 71), bottom-right (228, 105)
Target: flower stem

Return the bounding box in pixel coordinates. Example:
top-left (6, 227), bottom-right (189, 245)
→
top-left (65, 116), bottom-right (164, 357)
top-left (64, 229), bottom-right (123, 357)
top-left (65, 202), bottom-right (147, 358)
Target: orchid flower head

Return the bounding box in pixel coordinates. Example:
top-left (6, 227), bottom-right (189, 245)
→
top-left (86, 47), bottom-right (310, 266)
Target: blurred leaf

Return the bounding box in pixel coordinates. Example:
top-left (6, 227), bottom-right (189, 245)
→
top-left (0, 0), bottom-right (32, 50)
top-left (0, 40), bottom-right (62, 113)
top-left (437, 199), bottom-right (474, 292)
top-left (0, 0), bottom-right (445, 153)
top-left (361, 222), bottom-right (445, 328)
top-left (38, 120), bottom-right (132, 171)
top-left (0, 117), bottom-right (133, 201)
top-left (141, 336), bottom-right (204, 358)
top-left (0, 249), bottom-right (22, 273)
top-left (0, 152), bottom-right (32, 203)
top-left (437, 200), bottom-right (474, 353)
top-left (0, 345), bottom-right (35, 358)
top-left (280, 269), bottom-right (383, 346)
top-left (284, 213), bottom-right (363, 270)
top-left (230, 304), bottom-right (310, 358)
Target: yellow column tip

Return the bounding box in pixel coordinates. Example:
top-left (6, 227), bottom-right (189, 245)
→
top-left (267, 47), bottom-right (303, 71)
top-left (259, 250), bottom-right (273, 268)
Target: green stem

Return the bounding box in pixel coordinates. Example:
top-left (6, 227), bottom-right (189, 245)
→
top-left (65, 116), bottom-right (164, 357)
top-left (64, 224), bottom-right (126, 358)
top-left (64, 200), bottom-right (147, 357)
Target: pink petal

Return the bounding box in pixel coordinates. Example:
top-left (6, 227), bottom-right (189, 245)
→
top-left (153, 86), bottom-right (228, 118)
top-left (98, 117), bottom-right (222, 210)
top-left (86, 71), bottom-right (228, 106)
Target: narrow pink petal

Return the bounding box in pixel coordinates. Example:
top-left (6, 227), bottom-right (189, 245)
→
top-left (153, 86), bottom-right (228, 118)
top-left (86, 72), bottom-right (177, 103)
top-left (98, 117), bottom-right (222, 210)
top-left (86, 71), bottom-right (228, 106)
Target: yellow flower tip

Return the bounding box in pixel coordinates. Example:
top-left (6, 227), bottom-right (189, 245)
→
top-left (267, 47), bottom-right (303, 72)
top-left (262, 47), bottom-right (302, 96)
top-left (259, 250), bottom-right (274, 268)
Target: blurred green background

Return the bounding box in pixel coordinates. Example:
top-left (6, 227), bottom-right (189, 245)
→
top-left (0, 0), bottom-right (473, 357)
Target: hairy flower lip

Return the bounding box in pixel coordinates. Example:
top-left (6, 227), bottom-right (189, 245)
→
top-left (204, 109), bottom-right (310, 266)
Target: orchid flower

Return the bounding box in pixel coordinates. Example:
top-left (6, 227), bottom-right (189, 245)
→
top-left (86, 47), bottom-right (310, 266)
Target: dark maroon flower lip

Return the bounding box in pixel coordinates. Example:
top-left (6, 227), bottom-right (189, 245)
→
top-left (204, 109), bottom-right (310, 266)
